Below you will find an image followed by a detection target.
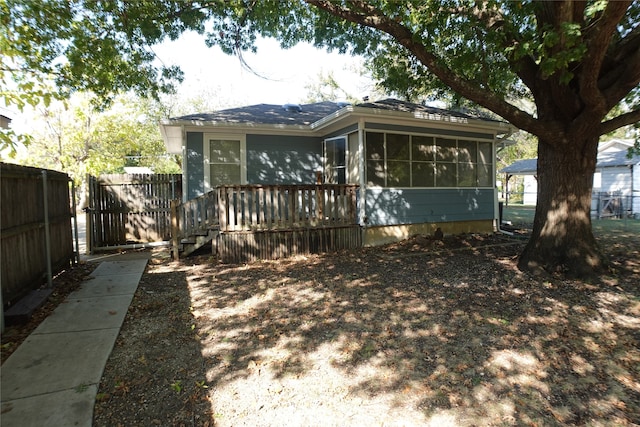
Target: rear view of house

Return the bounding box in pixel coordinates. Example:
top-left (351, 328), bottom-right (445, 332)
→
top-left (160, 99), bottom-right (515, 260)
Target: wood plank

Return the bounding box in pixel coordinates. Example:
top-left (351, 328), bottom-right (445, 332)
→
top-left (266, 188), bottom-right (272, 229)
top-left (4, 289), bottom-right (54, 325)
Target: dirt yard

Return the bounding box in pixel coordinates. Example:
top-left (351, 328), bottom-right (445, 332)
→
top-left (86, 229), bottom-right (640, 426)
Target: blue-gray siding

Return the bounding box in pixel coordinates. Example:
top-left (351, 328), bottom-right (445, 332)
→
top-left (186, 132), bottom-right (204, 199)
top-left (246, 134), bottom-right (322, 184)
top-left (365, 188), bottom-right (494, 226)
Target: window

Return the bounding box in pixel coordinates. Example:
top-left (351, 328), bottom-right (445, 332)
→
top-left (366, 132), bottom-right (385, 187)
top-left (365, 132), bottom-right (493, 188)
top-left (324, 137), bottom-right (347, 184)
top-left (204, 135), bottom-right (245, 189)
top-left (386, 133), bottom-right (410, 187)
top-left (411, 135), bottom-right (435, 187)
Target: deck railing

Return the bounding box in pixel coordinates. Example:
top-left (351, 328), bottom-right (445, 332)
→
top-left (171, 184), bottom-right (360, 260)
top-left (217, 184), bottom-right (358, 231)
top-left (172, 191), bottom-right (218, 237)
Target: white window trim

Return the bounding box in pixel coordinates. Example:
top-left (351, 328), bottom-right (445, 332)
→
top-left (203, 133), bottom-right (247, 191)
top-left (323, 136), bottom-right (348, 184)
top-left (364, 130), bottom-right (495, 189)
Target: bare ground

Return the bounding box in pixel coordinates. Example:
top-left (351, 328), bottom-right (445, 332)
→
top-left (3, 229), bottom-right (639, 426)
top-left (90, 231), bottom-right (639, 426)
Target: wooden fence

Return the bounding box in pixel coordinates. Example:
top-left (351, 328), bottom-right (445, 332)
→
top-left (1, 163), bottom-right (74, 307)
top-left (172, 184), bottom-right (361, 262)
top-left (593, 191), bottom-right (632, 219)
top-left (87, 174), bottom-right (181, 250)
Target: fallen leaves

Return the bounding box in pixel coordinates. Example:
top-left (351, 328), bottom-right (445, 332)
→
top-left (91, 231), bottom-right (640, 426)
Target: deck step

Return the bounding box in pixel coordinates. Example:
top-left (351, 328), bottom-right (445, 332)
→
top-left (180, 230), bottom-right (218, 257)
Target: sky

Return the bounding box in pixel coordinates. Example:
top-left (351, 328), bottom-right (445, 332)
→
top-left (151, 31), bottom-right (375, 110)
top-left (5, 32), bottom-right (374, 141)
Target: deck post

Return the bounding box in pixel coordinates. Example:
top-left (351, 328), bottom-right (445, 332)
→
top-left (171, 199), bottom-right (180, 260)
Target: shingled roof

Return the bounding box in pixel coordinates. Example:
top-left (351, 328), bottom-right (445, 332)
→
top-left (356, 98), bottom-right (500, 122)
top-left (499, 159), bottom-right (538, 174)
top-left (500, 150), bottom-right (640, 175)
top-left (171, 98), bottom-right (501, 126)
top-left (173, 101), bottom-right (347, 126)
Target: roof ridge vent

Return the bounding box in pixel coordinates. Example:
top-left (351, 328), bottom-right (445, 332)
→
top-left (283, 103), bottom-right (302, 113)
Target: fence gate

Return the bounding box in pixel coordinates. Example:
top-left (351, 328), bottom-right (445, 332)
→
top-left (87, 174), bottom-right (182, 251)
top-left (594, 191), bottom-right (626, 219)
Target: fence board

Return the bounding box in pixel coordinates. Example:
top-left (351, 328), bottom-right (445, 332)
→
top-left (217, 226), bottom-right (362, 263)
top-left (1, 163), bottom-right (74, 307)
top-left (87, 174), bottom-right (181, 249)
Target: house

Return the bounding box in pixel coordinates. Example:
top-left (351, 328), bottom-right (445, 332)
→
top-left (0, 114), bottom-right (11, 130)
top-left (160, 98), bottom-right (516, 256)
top-left (500, 139), bottom-right (640, 217)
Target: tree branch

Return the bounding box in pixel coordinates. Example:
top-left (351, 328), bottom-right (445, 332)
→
top-left (579, 1), bottom-right (631, 110)
top-left (602, 45), bottom-right (640, 110)
top-left (599, 26), bottom-right (640, 90)
top-left (305, 0), bottom-right (555, 137)
top-left (599, 109), bottom-right (640, 135)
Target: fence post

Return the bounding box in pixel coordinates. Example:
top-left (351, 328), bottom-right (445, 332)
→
top-left (71, 179), bottom-right (79, 264)
top-left (87, 174), bottom-right (94, 254)
top-left (42, 170), bottom-right (53, 288)
top-left (171, 199), bottom-right (180, 260)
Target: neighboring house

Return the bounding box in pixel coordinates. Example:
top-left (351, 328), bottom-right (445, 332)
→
top-left (123, 166), bottom-right (154, 174)
top-left (500, 139), bottom-right (640, 216)
top-left (0, 115), bottom-right (11, 130)
top-left (160, 98), bottom-right (516, 247)
top-left (499, 159), bottom-right (538, 205)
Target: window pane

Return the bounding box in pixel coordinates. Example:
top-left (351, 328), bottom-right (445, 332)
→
top-left (436, 138), bottom-right (457, 162)
top-left (210, 139), bottom-right (240, 163)
top-left (366, 160), bottom-right (385, 186)
top-left (436, 163), bottom-right (457, 187)
top-left (387, 134), bottom-right (410, 160)
top-left (412, 136), bottom-right (434, 161)
top-left (478, 143), bottom-right (492, 186)
top-left (478, 163), bottom-right (492, 186)
top-left (366, 132), bottom-right (385, 160)
top-left (458, 140), bottom-right (477, 164)
top-left (326, 139), bottom-right (346, 167)
top-left (458, 162), bottom-right (476, 187)
top-left (478, 142), bottom-right (492, 165)
top-left (211, 164), bottom-right (241, 186)
top-left (412, 162), bottom-right (435, 187)
top-left (387, 160), bottom-right (410, 187)
top-left (336, 140), bottom-right (346, 167)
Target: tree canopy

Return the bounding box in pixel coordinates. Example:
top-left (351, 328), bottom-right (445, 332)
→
top-left (17, 94), bottom-right (180, 185)
top-left (3, 1), bottom-right (638, 132)
top-left (3, 0), bottom-right (639, 277)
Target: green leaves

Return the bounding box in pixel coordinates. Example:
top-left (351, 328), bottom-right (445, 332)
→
top-left (1, 0), bottom-right (638, 143)
top-left (537, 22), bottom-right (587, 83)
top-left (20, 93), bottom-right (180, 181)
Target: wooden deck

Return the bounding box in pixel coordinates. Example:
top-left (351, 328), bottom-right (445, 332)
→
top-left (171, 184), bottom-right (361, 262)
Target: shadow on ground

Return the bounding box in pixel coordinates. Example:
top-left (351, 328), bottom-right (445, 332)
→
top-left (93, 266), bottom-right (212, 426)
top-left (182, 234), bottom-right (640, 425)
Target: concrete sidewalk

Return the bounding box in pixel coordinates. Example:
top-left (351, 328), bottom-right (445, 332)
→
top-left (1, 254), bottom-right (149, 427)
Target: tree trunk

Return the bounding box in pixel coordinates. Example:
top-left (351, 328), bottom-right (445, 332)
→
top-left (518, 133), bottom-right (607, 278)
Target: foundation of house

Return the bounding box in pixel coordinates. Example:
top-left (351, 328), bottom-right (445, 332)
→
top-left (363, 220), bottom-right (495, 247)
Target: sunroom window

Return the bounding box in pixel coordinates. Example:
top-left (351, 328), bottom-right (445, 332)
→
top-left (365, 132), bottom-right (385, 187)
top-left (365, 132), bottom-right (493, 188)
top-left (386, 133), bottom-right (410, 187)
